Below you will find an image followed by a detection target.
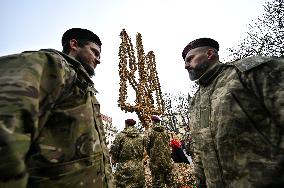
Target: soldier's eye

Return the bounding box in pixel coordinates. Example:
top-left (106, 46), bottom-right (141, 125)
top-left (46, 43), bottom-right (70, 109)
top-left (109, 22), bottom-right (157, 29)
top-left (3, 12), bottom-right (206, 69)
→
top-left (186, 57), bottom-right (193, 63)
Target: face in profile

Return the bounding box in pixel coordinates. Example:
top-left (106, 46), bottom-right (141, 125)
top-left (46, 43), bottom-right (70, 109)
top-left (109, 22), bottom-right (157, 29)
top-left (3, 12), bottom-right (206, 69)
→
top-left (73, 42), bottom-right (101, 76)
top-left (184, 48), bottom-right (211, 81)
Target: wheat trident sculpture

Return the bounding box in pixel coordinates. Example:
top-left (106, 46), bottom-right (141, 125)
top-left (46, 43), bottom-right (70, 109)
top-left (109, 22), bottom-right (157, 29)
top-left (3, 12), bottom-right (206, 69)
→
top-left (118, 29), bottom-right (165, 128)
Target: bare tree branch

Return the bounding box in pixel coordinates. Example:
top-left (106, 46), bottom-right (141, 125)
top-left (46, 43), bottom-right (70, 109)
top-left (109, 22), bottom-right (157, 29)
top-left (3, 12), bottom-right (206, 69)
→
top-left (226, 0), bottom-right (284, 61)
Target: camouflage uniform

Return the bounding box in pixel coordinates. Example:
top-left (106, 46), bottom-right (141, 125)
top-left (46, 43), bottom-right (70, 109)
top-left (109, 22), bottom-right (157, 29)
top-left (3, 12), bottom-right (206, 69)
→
top-left (190, 56), bottom-right (284, 188)
top-left (110, 126), bottom-right (145, 188)
top-left (0, 49), bottom-right (114, 187)
top-left (145, 125), bottom-right (173, 188)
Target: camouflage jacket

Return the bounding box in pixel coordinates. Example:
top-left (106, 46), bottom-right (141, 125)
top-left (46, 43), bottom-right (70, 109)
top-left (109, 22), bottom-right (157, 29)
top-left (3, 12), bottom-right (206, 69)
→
top-left (110, 126), bottom-right (144, 163)
top-left (110, 126), bottom-right (145, 187)
top-left (190, 56), bottom-right (284, 188)
top-left (0, 49), bottom-right (114, 188)
top-left (145, 126), bottom-right (172, 172)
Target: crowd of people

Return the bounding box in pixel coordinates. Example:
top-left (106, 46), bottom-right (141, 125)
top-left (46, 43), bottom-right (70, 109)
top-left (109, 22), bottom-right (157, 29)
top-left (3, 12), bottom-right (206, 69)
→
top-left (110, 116), bottom-right (193, 188)
top-left (0, 27), bottom-right (283, 188)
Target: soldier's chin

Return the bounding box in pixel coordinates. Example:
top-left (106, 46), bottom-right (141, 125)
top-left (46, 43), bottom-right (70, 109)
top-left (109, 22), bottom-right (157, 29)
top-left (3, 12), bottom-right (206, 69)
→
top-left (188, 71), bottom-right (200, 81)
top-left (82, 63), bottom-right (95, 76)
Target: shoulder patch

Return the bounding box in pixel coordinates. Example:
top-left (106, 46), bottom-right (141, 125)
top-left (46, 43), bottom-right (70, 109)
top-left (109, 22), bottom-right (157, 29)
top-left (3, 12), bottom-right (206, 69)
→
top-left (229, 56), bottom-right (274, 72)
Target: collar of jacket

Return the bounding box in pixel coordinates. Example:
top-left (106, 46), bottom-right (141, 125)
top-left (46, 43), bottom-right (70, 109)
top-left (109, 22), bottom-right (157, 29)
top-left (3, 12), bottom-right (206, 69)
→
top-left (197, 62), bottom-right (224, 86)
top-left (122, 126), bottom-right (140, 137)
top-left (41, 49), bottom-right (94, 85)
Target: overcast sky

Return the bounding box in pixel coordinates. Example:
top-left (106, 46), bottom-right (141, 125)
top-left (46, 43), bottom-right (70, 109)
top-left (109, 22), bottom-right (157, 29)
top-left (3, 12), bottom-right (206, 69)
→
top-left (0, 0), bottom-right (266, 130)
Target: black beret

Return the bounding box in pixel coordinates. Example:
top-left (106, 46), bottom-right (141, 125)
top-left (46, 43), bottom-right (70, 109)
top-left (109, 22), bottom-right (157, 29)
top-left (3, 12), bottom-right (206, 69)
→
top-left (125, 119), bottom-right (136, 126)
top-left (182, 38), bottom-right (219, 60)
top-left (61, 28), bottom-right (102, 47)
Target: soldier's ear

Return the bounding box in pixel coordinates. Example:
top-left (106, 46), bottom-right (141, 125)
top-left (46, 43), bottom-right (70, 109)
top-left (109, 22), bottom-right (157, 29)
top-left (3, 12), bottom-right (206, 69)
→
top-left (69, 39), bottom-right (79, 51)
top-left (207, 49), bottom-right (216, 60)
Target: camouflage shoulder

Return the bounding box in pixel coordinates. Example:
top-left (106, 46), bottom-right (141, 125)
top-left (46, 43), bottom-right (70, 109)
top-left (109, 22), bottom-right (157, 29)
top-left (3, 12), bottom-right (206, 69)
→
top-left (20, 49), bottom-right (70, 68)
top-left (0, 50), bottom-right (62, 71)
top-left (0, 52), bottom-right (22, 60)
top-left (39, 49), bottom-right (79, 76)
top-left (226, 56), bottom-right (276, 72)
top-left (39, 49), bottom-right (79, 100)
top-left (117, 132), bottom-right (126, 138)
top-left (0, 50), bottom-right (46, 61)
top-left (38, 49), bottom-right (69, 64)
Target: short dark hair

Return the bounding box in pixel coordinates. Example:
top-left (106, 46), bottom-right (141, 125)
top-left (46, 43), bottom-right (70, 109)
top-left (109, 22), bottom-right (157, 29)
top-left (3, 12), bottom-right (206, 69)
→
top-left (61, 28), bottom-right (102, 54)
top-left (62, 39), bottom-right (90, 54)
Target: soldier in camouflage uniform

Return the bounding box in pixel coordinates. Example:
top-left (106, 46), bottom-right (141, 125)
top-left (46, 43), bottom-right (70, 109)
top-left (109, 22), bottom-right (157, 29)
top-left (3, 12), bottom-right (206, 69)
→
top-left (182, 38), bottom-right (284, 188)
top-left (110, 119), bottom-right (145, 188)
top-left (145, 115), bottom-right (174, 188)
top-left (0, 28), bottom-right (114, 187)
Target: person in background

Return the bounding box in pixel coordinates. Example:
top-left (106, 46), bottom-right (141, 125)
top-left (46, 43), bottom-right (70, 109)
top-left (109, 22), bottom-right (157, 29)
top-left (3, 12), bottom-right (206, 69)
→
top-left (182, 37), bottom-right (284, 188)
top-left (170, 133), bottom-right (190, 164)
top-left (145, 115), bottom-right (174, 188)
top-left (110, 119), bottom-right (145, 188)
top-left (0, 28), bottom-right (113, 187)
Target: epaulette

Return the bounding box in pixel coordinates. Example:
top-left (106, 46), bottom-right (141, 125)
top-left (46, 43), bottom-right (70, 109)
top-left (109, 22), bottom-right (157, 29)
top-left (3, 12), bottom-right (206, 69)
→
top-left (226, 56), bottom-right (274, 72)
